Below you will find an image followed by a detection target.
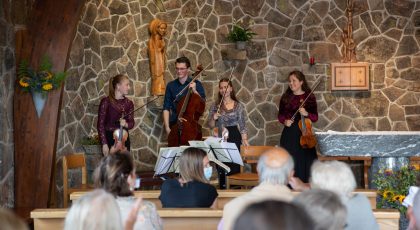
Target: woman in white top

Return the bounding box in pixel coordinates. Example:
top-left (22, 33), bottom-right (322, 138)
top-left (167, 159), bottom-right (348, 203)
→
top-left (95, 152), bottom-right (162, 230)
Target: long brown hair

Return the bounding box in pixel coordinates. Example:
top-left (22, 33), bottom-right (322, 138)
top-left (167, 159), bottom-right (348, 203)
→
top-left (108, 74), bottom-right (128, 101)
top-left (94, 151), bottom-right (134, 197)
top-left (179, 147), bottom-right (208, 184)
top-left (216, 78), bottom-right (238, 105)
top-left (280, 70), bottom-right (311, 105)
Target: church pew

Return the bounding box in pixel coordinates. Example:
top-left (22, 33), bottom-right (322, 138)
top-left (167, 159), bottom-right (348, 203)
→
top-left (70, 189), bottom-right (377, 209)
top-left (30, 208), bottom-right (399, 230)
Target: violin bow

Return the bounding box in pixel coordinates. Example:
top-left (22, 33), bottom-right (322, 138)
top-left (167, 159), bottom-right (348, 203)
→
top-left (173, 63), bottom-right (212, 103)
top-left (216, 67), bottom-right (235, 115)
top-left (122, 95), bottom-right (162, 119)
top-left (290, 76), bottom-right (322, 121)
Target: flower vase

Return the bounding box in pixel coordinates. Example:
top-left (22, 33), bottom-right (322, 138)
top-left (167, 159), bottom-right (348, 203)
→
top-left (236, 41), bottom-right (246, 50)
top-left (31, 91), bottom-right (47, 118)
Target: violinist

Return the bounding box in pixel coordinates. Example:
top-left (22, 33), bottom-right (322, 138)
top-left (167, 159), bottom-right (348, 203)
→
top-left (278, 70), bottom-right (318, 183)
top-left (162, 57), bottom-right (206, 145)
top-left (207, 78), bottom-right (249, 189)
top-left (98, 74), bottom-right (134, 156)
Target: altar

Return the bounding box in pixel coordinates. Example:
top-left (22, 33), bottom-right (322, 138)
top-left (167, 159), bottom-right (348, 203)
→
top-left (315, 131), bottom-right (420, 188)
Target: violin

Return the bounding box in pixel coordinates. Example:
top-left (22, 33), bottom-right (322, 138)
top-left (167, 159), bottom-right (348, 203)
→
top-left (167, 64), bottom-right (208, 147)
top-left (290, 77), bottom-right (321, 149)
top-left (112, 96), bottom-right (161, 152)
top-left (113, 118), bottom-right (128, 152)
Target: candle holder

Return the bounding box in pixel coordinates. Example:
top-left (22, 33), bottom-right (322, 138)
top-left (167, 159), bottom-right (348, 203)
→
top-left (309, 57), bottom-right (315, 66)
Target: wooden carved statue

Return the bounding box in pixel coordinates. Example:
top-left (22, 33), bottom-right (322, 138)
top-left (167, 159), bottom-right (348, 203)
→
top-left (148, 18), bottom-right (167, 96)
top-left (342, 0), bottom-right (357, 63)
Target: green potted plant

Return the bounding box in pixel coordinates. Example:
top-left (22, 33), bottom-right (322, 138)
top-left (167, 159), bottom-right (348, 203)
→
top-left (81, 132), bottom-right (102, 155)
top-left (227, 19), bottom-right (257, 50)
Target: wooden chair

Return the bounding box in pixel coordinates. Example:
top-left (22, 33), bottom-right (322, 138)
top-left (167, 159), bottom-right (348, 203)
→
top-left (62, 153), bottom-right (91, 208)
top-left (226, 146), bottom-right (275, 189)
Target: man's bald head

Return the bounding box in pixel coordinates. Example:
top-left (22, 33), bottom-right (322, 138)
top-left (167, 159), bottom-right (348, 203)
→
top-left (257, 147), bottom-right (294, 185)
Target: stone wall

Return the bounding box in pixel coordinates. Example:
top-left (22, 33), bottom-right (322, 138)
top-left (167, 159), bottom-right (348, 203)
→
top-left (56, 0), bottom-right (420, 200)
top-left (0, 0), bottom-right (16, 208)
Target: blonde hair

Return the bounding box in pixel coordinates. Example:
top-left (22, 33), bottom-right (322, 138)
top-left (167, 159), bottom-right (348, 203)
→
top-left (64, 189), bottom-right (122, 230)
top-left (179, 147), bottom-right (208, 184)
top-left (0, 208), bottom-right (28, 230)
top-left (108, 74), bottom-right (129, 101)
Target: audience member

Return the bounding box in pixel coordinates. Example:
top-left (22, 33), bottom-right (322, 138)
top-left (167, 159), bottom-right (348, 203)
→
top-left (408, 190), bottom-right (420, 230)
top-left (233, 200), bottom-right (315, 230)
top-left (221, 147), bottom-right (295, 230)
top-left (64, 189), bottom-right (123, 230)
top-left (95, 152), bottom-right (162, 230)
top-left (159, 147), bottom-right (218, 208)
top-left (0, 208), bottom-right (29, 230)
top-left (291, 160), bottom-right (379, 230)
top-left (293, 188), bottom-right (347, 230)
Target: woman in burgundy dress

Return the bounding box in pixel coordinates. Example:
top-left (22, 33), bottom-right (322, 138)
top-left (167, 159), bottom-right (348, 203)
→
top-left (278, 70), bottom-right (318, 183)
top-left (97, 74), bottom-right (134, 156)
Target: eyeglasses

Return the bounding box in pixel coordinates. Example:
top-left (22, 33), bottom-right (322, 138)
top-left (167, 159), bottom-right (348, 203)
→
top-left (175, 67), bottom-right (188, 71)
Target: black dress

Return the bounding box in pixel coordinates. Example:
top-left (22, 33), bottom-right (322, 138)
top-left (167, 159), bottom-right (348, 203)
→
top-left (278, 92), bottom-right (318, 183)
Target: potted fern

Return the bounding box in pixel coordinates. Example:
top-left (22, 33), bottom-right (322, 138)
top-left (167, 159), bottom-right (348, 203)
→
top-left (227, 20), bottom-right (256, 50)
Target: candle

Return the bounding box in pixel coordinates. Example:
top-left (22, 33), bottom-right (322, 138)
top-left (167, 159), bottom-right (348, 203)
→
top-left (310, 57), bottom-right (315, 65)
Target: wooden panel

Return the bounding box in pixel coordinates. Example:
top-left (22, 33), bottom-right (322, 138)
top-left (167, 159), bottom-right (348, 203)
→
top-left (70, 189), bottom-right (377, 210)
top-left (331, 62), bottom-right (370, 90)
top-left (31, 208), bottom-right (399, 230)
top-left (13, 0), bottom-right (86, 219)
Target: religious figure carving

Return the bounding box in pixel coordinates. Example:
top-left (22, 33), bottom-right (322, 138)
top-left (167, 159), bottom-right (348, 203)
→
top-left (341, 0), bottom-right (357, 63)
top-left (148, 19), bottom-right (167, 96)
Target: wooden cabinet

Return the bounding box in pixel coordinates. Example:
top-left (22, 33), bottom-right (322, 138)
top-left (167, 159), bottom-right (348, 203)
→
top-left (331, 62), bottom-right (370, 90)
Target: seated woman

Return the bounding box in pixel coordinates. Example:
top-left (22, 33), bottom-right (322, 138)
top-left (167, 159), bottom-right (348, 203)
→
top-left (290, 160), bottom-right (378, 230)
top-left (65, 189), bottom-right (123, 230)
top-left (95, 152), bottom-right (162, 230)
top-left (159, 147), bottom-right (218, 208)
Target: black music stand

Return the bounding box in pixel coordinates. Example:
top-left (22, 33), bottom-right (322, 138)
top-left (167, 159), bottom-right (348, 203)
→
top-left (189, 138), bottom-right (243, 172)
top-left (154, 147), bottom-right (187, 176)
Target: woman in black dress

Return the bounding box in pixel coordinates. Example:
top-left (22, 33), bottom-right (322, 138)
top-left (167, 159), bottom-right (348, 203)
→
top-left (278, 70), bottom-right (318, 183)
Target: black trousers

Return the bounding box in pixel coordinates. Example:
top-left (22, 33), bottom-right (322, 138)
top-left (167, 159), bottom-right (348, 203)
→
top-left (217, 126), bottom-right (241, 189)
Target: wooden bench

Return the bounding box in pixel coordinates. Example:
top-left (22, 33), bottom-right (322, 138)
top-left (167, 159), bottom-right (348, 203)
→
top-left (70, 189), bottom-right (377, 209)
top-left (30, 208), bottom-right (399, 230)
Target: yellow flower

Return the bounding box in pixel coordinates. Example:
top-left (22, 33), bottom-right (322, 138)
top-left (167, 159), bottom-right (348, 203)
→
top-left (391, 195), bottom-right (399, 202)
top-left (44, 71), bottom-right (53, 79)
top-left (397, 195), bottom-right (406, 203)
top-left (42, 83), bottom-right (53, 91)
top-left (19, 78), bottom-right (30, 87)
top-left (383, 191), bottom-right (394, 199)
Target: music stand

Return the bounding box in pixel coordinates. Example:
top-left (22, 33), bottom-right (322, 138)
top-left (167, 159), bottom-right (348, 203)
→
top-left (154, 146), bottom-right (187, 176)
top-left (189, 138), bottom-right (243, 172)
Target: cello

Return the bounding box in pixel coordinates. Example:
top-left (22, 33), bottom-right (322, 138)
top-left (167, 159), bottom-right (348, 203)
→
top-left (290, 77), bottom-right (321, 149)
top-left (167, 65), bottom-right (207, 147)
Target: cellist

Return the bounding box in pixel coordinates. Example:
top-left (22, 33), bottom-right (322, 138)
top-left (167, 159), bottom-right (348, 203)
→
top-left (277, 70), bottom-right (318, 183)
top-left (163, 57), bottom-right (206, 145)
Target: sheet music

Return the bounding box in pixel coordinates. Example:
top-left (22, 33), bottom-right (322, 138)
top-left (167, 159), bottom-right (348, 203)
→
top-left (154, 147), bottom-right (185, 176)
top-left (189, 139), bottom-right (243, 166)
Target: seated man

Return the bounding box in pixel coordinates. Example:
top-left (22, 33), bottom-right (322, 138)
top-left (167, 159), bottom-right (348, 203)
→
top-left (220, 147), bottom-right (295, 230)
